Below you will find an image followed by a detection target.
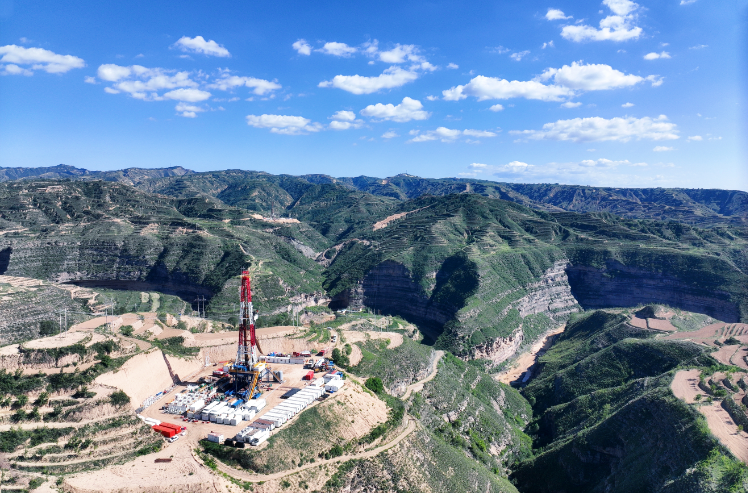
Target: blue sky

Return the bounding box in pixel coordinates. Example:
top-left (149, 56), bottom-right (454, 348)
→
top-left (1, 0), bottom-right (745, 190)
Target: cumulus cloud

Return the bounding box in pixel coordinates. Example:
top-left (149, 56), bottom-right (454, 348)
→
top-left (84, 75), bottom-right (97, 84)
top-left (377, 44), bottom-right (419, 63)
top-left (447, 63), bottom-right (459, 69)
top-left (680, 0), bottom-right (697, 4)
top-left (175, 102), bottom-right (205, 118)
top-left (489, 104), bottom-right (504, 112)
top-left (511, 115), bottom-right (679, 143)
top-left (653, 146), bottom-right (674, 151)
top-left (542, 41), bottom-right (555, 49)
top-left (163, 88), bottom-right (211, 102)
top-left (360, 97), bottom-right (430, 122)
top-left (463, 158), bottom-right (653, 183)
top-left (96, 64), bottom-right (199, 100)
top-left (209, 72), bottom-right (281, 95)
top-left (328, 110), bottom-right (364, 130)
top-left (643, 51), bottom-right (671, 60)
top-left (173, 36), bottom-right (230, 57)
top-left (0, 44), bottom-right (85, 74)
top-left (510, 51), bottom-right (530, 61)
top-left (537, 61), bottom-right (653, 90)
top-left (382, 131), bottom-right (399, 139)
top-left (319, 42), bottom-right (357, 57)
top-left (561, 102), bottom-right (582, 108)
top-left (444, 61), bottom-right (656, 104)
top-left (408, 127), bottom-right (497, 143)
top-left (246, 114), bottom-right (322, 135)
top-left (546, 8), bottom-right (572, 20)
top-left (443, 75), bottom-right (573, 102)
top-left (622, 102), bottom-right (634, 107)
top-left (560, 0), bottom-right (642, 42)
top-left (292, 39), bottom-right (312, 55)
top-left (319, 66), bottom-right (419, 94)
top-left (687, 135), bottom-right (702, 141)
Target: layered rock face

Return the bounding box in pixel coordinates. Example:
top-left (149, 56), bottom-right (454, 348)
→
top-left (567, 259), bottom-right (741, 322)
top-left (470, 260), bottom-right (579, 363)
top-left (330, 260), bottom-right (456, 340)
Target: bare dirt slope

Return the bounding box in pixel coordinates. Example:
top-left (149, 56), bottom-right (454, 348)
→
top-left (496, 326), bottom-right (565, 385)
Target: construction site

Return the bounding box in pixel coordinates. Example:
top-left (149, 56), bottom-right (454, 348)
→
top-left (0, 270), bottom-right (409, 492)
top-left (137, 271), bottom-right (347, 449)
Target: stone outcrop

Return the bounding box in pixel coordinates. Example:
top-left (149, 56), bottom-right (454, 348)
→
top-left (566, 259), bottom-right (741, 322)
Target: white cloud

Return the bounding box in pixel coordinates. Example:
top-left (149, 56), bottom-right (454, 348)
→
top-left (246, 114), bottom-right (322, 135)
top-left (292, 39), bottom-right (312, 56)
top-left (447, 63), bottom-right (459, 69)
top-left (360, 97), bottom-right (430, 122)
top-left (546, 8), bottom-right (571, 20)
top-left (84, 75), bottom-right (97, 84)
top-left (489, 46), bottom-right (511, 54)
top-left (173, 36), bottom-right (230, 57)
top-left (104, 87), bottom-right (120, 94)
top-left (328, 110), bottom-right (364, 130)
top-left (2, 63), bottom-right (33, 76)
top-left (378, 44), bottom-right (419, 63)
top-left (687, 135), bottom-right (702, 141)
top-left (443, 75), bottom-right (573, 102)
top-left (680, 0), bottom-right (697, 4)
top-left (489, 104), bottom-right (504, 112)
top-left (542, 41), bottom-right (555, 49)
top-left (511, 115), bottom-right (679, 142)
top-left (510, 51), bottom-right (530, 61)
top-left (0, 44), bottom-right (85, 74)
top-left (319, 42), bottom-right (357, 57)
top-left (622, 102), bottom-right (634, 107)
top-left (319, 66), bottom-right (418, 94)
top-left (653, 146), bottom-right (674, 151)
top-left (643, 51), bottom-right (671, 60)
top-left (561, 102), bottom-right (582, 108)
top-left (97, 64), bottom-right (198, 100)
top-left (408, 127), bottom-right (497, 143)
top-left (560, 0), bottom-right (642, 42)
top-left (426, 95), bottom-right (439, 101)
top-left (331, 110), bottom-right (356, 122)
top-left (175, 102), bottom-right (205, 118)
top-left (163, 88), bottom-right (211, 102)
top-left (689, 44), bottom-right (708, 50)
top-left (537, 61), bottom-right (650, 90)
top-left (209, 73), bottom-right (281, 95)
top-left (382, 131), bottom-right (399, 139)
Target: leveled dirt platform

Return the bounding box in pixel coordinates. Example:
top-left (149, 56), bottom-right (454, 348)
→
top-left (671, 369), bottom-right (748, 463)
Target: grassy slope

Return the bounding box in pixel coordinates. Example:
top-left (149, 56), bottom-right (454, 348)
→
top-left (512, 311), bottom-right (748, 493)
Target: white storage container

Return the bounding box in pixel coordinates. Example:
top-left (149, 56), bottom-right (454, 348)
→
top-left (325, 380), bottom-right (346, 392)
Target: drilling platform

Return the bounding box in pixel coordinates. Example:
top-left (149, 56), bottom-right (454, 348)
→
top-left (228, 270), bottom-right (266, 395)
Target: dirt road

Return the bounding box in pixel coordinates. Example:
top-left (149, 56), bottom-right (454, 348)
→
top-left (202, 416), bottom-right (417, 482)
top-left (401, 350), bottom-right (444, 400)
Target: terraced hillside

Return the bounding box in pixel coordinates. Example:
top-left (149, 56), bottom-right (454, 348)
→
top-left (1, 173), bottom-right (746, 366)
top-left (512, 311), bottom-right (748, 492)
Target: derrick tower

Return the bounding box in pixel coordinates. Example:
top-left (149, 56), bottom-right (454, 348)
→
top-left (230, 270), bottom-right (264, 395)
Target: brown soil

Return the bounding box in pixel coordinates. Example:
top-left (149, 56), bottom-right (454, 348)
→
top-left (348, 344), bottom-right (363, 366)
top-left (342, 330), bottom-right (404, 349)
top-left (711, 345), bottom-right (740, 366)
top-left (647, 318), bottom-right (677, 331)
top-left (671, 369), bottom-right (748, 463)
top-left (630, 316), bottom-right (648, 329)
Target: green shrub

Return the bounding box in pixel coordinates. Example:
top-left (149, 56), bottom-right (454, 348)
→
top-left (120, 325), bottom-right (134, 337)
top-left (39, 320), bottom-right (57, 336)
top-left (365, 377), bottom-right (384, 394)
top-left (110, 390), bottom-right (130, 407)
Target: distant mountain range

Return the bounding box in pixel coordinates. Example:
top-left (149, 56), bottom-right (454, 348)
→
top-left (1, 164), bottom-right (745, 227)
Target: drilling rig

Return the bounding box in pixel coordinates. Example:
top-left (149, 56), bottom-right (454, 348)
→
top-left (229, 270), bottom-right (265, 396)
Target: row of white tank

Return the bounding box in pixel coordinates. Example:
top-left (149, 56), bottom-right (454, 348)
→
top-left (234, 386), bottom-right (325, 445)
top-left (189, 398), bottom-right (267, 424)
